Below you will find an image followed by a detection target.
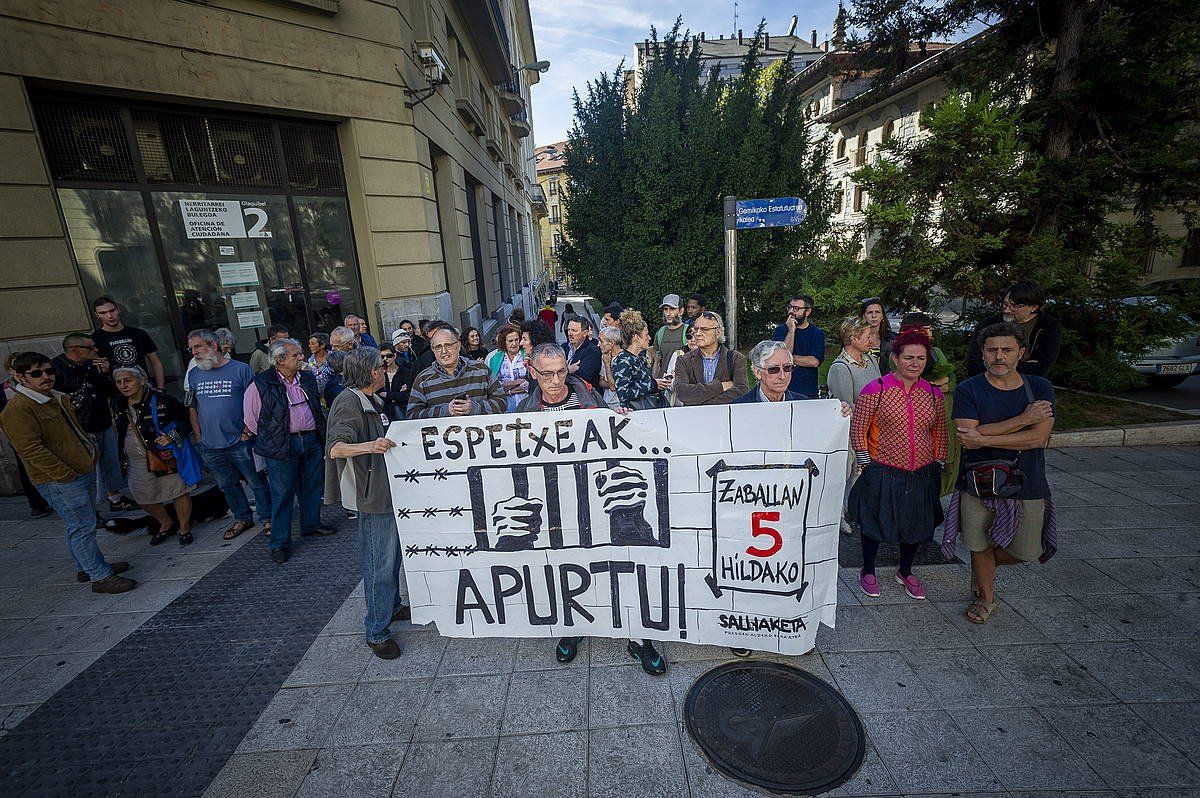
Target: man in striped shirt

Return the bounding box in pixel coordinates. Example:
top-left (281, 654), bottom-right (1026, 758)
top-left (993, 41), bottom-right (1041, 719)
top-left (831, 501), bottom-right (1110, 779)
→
top-left (405, 325), bottom-right (506, 419)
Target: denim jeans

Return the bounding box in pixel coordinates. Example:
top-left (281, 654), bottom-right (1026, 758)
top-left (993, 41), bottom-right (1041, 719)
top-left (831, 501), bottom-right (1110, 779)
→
top-left (91, 427), bottom-right (129, 498)
top-left (36, 471), bottom-right (113, 580)
top-left (359, 511), bottom-right (408, 643)
top-left (198, 440), bottom-right (272, 524)
top-left (264, 431), bottom-right (324, 550)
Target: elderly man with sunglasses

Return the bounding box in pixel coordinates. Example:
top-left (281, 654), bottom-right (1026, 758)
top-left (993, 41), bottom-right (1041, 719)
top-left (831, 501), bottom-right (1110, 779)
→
top-left (736, 341), bottom-right (854, 416)
top-left (672, 311), bottom-right (748, 406)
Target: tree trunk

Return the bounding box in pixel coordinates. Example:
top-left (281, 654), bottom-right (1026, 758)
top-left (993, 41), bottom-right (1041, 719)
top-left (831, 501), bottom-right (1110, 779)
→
top-left (1034, 0), bottom-right (1103, 237)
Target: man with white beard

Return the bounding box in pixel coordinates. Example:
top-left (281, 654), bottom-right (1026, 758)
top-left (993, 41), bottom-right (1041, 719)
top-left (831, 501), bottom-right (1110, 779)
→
top-left (186, 328), bottom-right (272, 541)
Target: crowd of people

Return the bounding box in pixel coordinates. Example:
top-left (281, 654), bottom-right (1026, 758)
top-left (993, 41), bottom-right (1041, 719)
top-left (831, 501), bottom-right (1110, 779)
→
top-left (0, 280), bottom-right (1061, 665)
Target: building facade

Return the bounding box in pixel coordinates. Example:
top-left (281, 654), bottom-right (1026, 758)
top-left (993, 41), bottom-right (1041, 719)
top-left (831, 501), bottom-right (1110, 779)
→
top-left (534, 141), bottom-right (567, 280)
top-left (0, 0), bottom-right (546, 490)
top-left (629, 29), bottom-right (826, 92)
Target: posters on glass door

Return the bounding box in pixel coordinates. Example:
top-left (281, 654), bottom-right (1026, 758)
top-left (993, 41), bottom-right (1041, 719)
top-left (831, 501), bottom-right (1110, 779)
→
top-left (218, 261), bottom-right (259, 288)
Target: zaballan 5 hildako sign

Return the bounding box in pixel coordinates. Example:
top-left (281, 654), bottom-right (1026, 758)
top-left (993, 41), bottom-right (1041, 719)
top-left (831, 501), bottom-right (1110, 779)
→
top-left (384, 402), bottom-right (849, 654)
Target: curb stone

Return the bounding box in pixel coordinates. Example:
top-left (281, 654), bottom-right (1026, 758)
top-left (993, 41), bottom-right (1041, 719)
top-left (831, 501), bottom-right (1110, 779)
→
top-left (1049, 419), bottom-right (1200, 447)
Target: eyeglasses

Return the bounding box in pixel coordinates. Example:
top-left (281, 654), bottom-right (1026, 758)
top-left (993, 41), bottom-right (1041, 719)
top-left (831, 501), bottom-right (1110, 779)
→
top-left (859, 296), bottom-right (881, 304)
top-left (431, 342), bottom-right (460, 353)
top-left (21, 368), bottom-right (53, 378)
top-left (380, 353), bottom-right (394, 359)
top-left (692, 325), bottom-right (720, 334)
top-left (533, 367), bottom-right (568, 380)
top-left (761, 363), bottom-right (795, 375)
top-left (788, 304), bottom-right (812, 312)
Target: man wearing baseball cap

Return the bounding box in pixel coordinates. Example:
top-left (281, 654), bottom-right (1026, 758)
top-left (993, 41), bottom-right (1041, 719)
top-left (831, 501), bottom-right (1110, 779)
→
top-left (653, 294), bottom-right (688, 378)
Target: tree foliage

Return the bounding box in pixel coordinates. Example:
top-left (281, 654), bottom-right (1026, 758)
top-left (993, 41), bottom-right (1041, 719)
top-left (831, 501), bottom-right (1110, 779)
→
top-left (840, 0), bottom-right (1200, 386)
top-left (560, 21), bottom-right (833, 340)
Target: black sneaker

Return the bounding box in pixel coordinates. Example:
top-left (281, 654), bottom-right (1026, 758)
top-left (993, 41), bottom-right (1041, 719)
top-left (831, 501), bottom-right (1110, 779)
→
top-left (368, 637), bottom-right (402, 659)
top-left (627, 639), bottom-right (667, 675)
top-left (300, 527), bottom-right (337, 537)
top-left (555, 636), bottom-right (582, 664)
top-left (107, 496), bottom-right (138, 512)
top-left (270, 548), bottom-right (289, 564)
top-left (31, 506), bottom-right (51, 519)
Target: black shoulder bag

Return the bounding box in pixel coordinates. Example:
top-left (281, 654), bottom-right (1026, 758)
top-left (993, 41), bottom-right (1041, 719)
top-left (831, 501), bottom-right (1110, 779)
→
top-left (963, 377), bottom-right (1035, 500)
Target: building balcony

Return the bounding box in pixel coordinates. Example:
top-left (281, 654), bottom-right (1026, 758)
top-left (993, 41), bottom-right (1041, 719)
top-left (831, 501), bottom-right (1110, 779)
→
top-left (510, 108), bottom-right (531, 139)
top-left (499, 80), bottom-right (525, 116)
top-left (459, 0), bottom-right (512, 83)
top-left (503, 159), bottom-right (518, 178)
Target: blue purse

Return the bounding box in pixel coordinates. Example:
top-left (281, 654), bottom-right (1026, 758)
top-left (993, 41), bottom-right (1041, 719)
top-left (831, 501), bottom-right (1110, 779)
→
top-left (150, 394), bottom-right (202, 486)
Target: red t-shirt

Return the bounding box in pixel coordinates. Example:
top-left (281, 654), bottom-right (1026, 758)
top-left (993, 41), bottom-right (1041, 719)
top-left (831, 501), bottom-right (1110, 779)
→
top-left (539, 308), bottom-right (558, 326)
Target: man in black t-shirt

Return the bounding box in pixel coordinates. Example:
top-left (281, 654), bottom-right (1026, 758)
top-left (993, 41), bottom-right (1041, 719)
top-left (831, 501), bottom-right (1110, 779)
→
top-left (952, 322), bottom-right (1056, 625)
top-left (91, 296), bottom-right (164, 389)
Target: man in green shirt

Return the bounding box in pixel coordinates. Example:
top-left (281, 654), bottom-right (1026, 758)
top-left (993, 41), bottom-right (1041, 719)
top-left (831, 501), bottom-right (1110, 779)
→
top-left (652, 293), bottom-right (688, 378)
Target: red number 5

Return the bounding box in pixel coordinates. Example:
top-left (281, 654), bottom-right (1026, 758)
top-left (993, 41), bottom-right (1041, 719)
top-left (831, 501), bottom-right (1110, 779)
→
top-left (747, 511), bottom-right (782, 557)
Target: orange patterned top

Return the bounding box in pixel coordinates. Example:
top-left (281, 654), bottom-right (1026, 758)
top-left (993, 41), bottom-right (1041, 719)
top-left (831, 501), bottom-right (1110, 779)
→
top-left (850, 373), bottom-right (947, 471)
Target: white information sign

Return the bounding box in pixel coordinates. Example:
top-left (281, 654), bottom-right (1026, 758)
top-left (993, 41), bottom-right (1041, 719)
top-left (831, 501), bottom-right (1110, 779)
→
top-left (218, 261), bottom-right (259, 288)
top-left (384, 402), bottom-right (848, 654)
top-left (230, 292), bottom-right (260, 309)
top-left (236, 310), bottom-right (266, 329)
top-left (180, 200), bottom-right (247, 239)
top-left (219, 245), bottom-right (237, 256)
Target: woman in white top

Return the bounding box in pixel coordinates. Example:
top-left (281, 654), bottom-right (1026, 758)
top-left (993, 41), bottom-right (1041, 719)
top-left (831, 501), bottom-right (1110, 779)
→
top-left (485, 323), bottom-right (528, 412)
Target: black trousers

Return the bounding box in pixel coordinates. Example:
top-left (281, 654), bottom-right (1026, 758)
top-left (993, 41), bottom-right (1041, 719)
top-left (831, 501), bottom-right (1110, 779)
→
top-left (861, 537), bottom-right (918, 577)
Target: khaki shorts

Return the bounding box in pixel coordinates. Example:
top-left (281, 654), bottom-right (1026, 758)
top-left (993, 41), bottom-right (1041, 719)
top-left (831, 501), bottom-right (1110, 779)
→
top-left (958, 493), bottom-right (1044, 562)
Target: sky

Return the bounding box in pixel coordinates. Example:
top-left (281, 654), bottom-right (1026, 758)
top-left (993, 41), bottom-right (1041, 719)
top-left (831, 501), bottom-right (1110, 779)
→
top-left (527, 0), bottom-right (846, 146)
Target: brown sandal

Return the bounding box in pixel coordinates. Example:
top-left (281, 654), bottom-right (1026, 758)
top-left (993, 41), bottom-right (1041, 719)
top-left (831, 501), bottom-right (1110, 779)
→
top-left (223, 520), bottom-right (253, 540)
top-left (965, 599), bottom-right (998, 624)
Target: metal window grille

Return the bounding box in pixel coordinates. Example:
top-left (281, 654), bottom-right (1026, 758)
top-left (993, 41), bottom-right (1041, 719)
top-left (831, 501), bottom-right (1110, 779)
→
top-left (33, 99), bottom-right (137, 183)
top-left (280, 124), bottom-right (345, 193)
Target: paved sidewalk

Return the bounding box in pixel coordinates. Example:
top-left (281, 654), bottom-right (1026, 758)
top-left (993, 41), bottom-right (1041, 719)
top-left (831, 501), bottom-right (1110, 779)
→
top-left (1, 445), bottom-right (1198, 797)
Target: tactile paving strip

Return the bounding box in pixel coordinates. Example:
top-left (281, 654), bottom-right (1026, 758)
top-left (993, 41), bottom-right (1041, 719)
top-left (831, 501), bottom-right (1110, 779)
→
top-left (0, 508), bottom-right (363, 797)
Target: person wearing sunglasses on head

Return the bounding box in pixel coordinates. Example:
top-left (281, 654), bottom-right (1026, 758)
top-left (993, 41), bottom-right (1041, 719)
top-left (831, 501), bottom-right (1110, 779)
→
top-left (772, 294), bottom-right (825, 398)
top-left (0, 351), bottom-right (137, 593)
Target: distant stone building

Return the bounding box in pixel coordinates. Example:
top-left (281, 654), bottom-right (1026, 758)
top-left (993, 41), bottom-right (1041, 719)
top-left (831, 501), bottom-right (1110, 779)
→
top-left (535, 141), bottom-right (568, 281)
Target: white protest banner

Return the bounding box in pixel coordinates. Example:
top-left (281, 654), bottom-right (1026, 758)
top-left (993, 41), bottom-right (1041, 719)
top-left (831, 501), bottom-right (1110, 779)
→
top-left (384, 402), bottom-right (848, 654)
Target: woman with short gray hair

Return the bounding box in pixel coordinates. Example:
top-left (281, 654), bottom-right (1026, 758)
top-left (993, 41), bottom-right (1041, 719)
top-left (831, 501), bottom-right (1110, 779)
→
top-left (326, 346), bottom-right (409, 659)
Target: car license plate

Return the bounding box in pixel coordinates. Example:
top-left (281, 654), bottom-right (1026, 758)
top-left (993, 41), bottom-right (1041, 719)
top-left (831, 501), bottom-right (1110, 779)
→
top-left (1158, 363), bottom-right (1196, 375)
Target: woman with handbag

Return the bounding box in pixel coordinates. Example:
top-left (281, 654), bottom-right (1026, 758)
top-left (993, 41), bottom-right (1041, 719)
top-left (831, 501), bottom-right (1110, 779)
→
top-left (847, 331), bottom-right (948, 600)
top-left (113, 366), bottom-right (198, 546)
top-left (612, 309), bottom-right (664, 411)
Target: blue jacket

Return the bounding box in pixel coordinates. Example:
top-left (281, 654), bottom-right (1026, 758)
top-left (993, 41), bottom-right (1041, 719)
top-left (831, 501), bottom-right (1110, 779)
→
top-left (251, 368), bottom-right (326, 460)
top-left (732, 388), bottom-right (809, 403)
top-left (564, 338), bottom-right (602, 387)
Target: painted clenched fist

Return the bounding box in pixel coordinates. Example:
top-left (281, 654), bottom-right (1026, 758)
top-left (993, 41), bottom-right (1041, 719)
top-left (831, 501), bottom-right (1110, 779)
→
top-left (490, 495), bottom-right (544, 551)
top-left (595, 463), bottom-right (656, 546)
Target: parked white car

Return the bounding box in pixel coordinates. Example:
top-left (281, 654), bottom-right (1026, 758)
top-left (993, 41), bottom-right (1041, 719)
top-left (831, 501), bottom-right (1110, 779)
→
top-left (1125, 278), bottom-right (1200, 388)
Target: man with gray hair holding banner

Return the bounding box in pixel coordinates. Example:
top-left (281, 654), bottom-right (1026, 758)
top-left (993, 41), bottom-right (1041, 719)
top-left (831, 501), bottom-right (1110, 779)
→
top-left (243, 337), bottom-right (334, 563)
top-left (510, 342), bottom-right (668, 675)
top-left (327, 346), bottom-right (409, 659)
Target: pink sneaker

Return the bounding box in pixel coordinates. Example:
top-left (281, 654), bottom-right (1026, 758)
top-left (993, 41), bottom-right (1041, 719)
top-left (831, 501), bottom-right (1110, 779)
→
top-left (895, 571), bottom-right (926, 600)
top-left (859, 572), bottom-right (881, 597)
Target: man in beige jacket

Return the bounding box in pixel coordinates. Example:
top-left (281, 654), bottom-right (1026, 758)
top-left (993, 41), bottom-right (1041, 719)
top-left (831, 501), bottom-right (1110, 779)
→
top-left (1, 351), bottom-right (136, 593)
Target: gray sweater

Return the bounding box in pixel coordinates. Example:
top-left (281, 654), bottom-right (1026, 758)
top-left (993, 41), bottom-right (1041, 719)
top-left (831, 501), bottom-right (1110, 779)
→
top-left (826, 350), bottom-right (881, 406)
top-left (325, 388), bottom-right (393, 514)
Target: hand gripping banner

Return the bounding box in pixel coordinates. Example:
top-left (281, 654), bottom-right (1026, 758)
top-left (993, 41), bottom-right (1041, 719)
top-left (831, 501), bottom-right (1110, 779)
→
top-left (384, 401), bottom-right (849, 654)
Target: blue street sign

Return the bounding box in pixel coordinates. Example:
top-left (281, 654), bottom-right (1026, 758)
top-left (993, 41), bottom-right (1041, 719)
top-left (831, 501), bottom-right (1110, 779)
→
top-left (733, 197), bottom-right (808, 229)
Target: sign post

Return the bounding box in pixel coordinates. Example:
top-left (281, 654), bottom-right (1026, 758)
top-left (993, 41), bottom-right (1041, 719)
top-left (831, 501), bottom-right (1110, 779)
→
top-left (722, 195), bottom-right (808, 351)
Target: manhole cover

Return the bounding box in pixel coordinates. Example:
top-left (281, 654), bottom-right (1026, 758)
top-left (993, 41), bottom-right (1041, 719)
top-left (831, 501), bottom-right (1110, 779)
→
top-left (684, 662), bottom-right (865, 795)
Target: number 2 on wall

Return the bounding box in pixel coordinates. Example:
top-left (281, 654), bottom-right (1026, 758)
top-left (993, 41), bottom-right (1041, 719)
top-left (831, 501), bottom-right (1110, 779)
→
top-left (747, 511), bottom-right (782, 557)
top-left (243, 207), bottom-right (272, 238)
